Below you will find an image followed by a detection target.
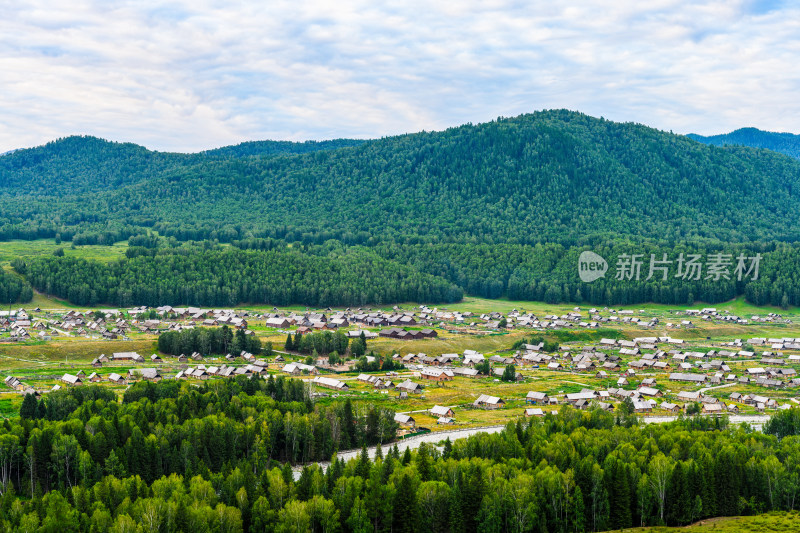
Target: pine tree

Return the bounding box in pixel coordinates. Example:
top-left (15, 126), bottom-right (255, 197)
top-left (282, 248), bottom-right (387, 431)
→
top-left (355, 446), bottom-right (370, 480)
top-left (416, 443), bottom-right (433, 482)
top-left (342, 399), bottom-right (356, 449)
top-left (294, 332), bottom-right (303, 351)
top-left (393, 473), bottom-right (418, 532)
top-left (607, 459), bottom-right (632, 529)
top-left (20, 393), bottom-right (37, 419)
top-left (402, 447), bottom-right (412, 465)
top-left (442, 437), bottom-right (452, 460)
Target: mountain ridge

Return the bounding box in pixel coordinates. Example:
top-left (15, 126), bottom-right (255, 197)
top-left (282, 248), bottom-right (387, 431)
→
top-left (688, 127), bottom-right (800, 160)
top-left (2, 110), bottom-right (800, 246)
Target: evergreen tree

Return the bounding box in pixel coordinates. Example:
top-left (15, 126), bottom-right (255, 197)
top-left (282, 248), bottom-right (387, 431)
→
top-left (501, 364), bottom-right (517, 382)
top-left (20, 393), bottom-right (37, 419)
top-left (393, 473), bottom-right (418, 532)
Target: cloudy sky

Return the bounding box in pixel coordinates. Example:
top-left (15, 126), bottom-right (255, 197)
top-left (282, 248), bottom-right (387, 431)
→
top-left (1, 0), bottom-right (798, 152)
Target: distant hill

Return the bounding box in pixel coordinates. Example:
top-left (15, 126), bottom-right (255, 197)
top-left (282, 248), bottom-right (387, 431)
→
top-left (688, 127), bottom-right (800, 160)
top-left (4, 110), bottom-right (800, 246)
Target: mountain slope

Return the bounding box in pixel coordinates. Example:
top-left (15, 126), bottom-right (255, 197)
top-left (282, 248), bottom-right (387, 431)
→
top-left (688, 127), bottom-right (800, 160)
top-left (3, 111), bottom-right (800, 246)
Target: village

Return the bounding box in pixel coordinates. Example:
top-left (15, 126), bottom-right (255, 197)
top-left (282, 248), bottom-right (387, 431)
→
top-left (2, 300), bottom-right (800, 430)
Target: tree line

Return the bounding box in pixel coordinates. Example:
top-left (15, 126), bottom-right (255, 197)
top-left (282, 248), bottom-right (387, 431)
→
top-left (14, 247), bottom-right (462, 307)
top-left (12, 238), bottom-right (800, 307)
top-left (3, 377), bottom-right (396, 508)
top-left (157, 327), bottom-right (263, 357)
top-left (284, 330), bottom-right (351, 357)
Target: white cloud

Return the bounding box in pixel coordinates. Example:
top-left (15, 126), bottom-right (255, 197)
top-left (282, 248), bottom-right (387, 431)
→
top-left (0, 0), bottom-right (799, 152)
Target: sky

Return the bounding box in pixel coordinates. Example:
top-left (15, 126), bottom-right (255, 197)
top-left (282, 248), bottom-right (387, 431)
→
top-left (1, 0), bottom-right (799, 153)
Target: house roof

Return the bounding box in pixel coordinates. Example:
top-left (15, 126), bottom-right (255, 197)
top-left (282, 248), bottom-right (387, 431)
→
top-left (430, 405), bottom-right (453, 416)
top-left (475, 394), bottom-right (504, 405)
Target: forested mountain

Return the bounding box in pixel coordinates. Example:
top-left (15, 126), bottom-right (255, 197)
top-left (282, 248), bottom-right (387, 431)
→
top-left (4, 110), bottom-right (800, 245)
top-left (689, 127), bottom-right (800, 160)
top-left (6, 110), bottom-right (800, 306)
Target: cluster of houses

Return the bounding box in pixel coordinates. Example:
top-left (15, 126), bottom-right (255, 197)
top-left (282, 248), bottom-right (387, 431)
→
top-left (684, 308), bottom-right (747, 325)
top-left (378, 328), bottom-right (438, 340)
top-left (501, 336), bottom-right (800, 392)
top-left (393, 404), bottom-right (470, 430)
top-left (281, 362), bottom-right (319, 375)
top-left (394, 404), bottom-right (457, 429)
top-left (521, 382), bottom-right (784, 415)
top-left (356, 373), bottom-right (396, 390)
top-left (683, 308), bottom-right (792, 326)
top-left (144, 306), bottom-right (249, 327)
top-left (4, 375), bottom-right (35, 395)
top-left (34, 309), bottom-right (132, 340)
top-left (176, 362), bottom-right (268, 380)
top-left (59, 368), bottom-right (159, 387)
top-left (1, 306), bottom-right (260, 343)
top-left (0, 309), bottom-right (45, 341)
top-left (259, 305), bottom-right (678, 333)
top-left (2, 303), bottom-right (732, 348)
top-left (56, 359), bottom-right (278, 388)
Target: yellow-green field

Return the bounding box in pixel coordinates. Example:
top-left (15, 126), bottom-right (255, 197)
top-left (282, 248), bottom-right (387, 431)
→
top-left (0, 239), bottom-right (129, 266)
top-left (2, 307), bottom-right (800, 426)
top-left (620, 512), bottom-right (799, 532)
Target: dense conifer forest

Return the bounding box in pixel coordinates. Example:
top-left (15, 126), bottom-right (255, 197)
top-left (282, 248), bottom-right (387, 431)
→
top-left (12, 247), bottom-right (462, 306)
top-left (5, 110), bottom-right (800, 306)
top-left (0, 270), bottom-right (32, 305)
top-left (2, 380), bottom-right (800, 532)
top-left (9, 239), bottom-right (800, 307)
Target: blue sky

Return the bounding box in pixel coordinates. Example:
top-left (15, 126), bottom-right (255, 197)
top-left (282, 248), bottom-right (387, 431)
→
top-left (1, 0), bottom-right (798, 152)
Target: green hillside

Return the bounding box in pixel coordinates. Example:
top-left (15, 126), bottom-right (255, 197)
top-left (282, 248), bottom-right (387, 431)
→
top-left (5, 110), bottom-right (800, 306)
top-left (4, 110), bottom-right (800, 245)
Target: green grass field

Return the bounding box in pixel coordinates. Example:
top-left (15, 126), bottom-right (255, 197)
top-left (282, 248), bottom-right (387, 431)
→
top-left (0, 239), bottom-right (129, 267)
top-left (621, 512), bottom-right (799, 532)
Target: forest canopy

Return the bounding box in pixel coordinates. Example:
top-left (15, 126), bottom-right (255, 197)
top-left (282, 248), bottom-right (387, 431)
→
top-left (3, 381), bottom-right (800, 532)
top-left (14, 247), bottom-right (463, 307)
top-left (13, 240), bottom-right (800, 307)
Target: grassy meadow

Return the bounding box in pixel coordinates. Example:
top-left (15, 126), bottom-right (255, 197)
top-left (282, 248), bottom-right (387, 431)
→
top-left (622, 512), bottom-right (800, 532)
